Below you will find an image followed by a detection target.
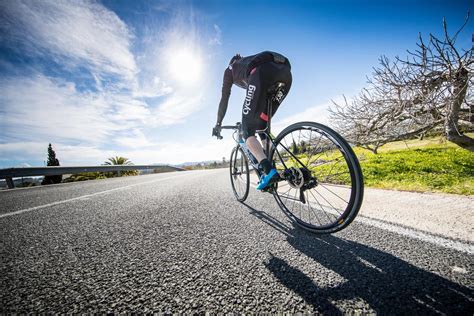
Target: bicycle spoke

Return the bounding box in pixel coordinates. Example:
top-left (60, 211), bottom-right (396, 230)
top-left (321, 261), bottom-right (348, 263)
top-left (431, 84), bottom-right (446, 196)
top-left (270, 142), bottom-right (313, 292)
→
top-left (309, 189), bottom-right (337, 222)
top-left (317, 183), bottom-right (350, 204)
top-left (311, 188), bottom-right (343, 218)
top-left (278, 193), bottom-right (301, 203)
top-left (306, 191), bottom-right (324, 226)
top-left (310, 155), bottom-right (344, 167)
top-left (320, 170), bottom-right (350, 179)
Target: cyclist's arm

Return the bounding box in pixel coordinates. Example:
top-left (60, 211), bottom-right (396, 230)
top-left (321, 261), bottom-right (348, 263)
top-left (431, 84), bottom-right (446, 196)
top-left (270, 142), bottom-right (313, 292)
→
top-left (217, 67), bottom-right (233, 124)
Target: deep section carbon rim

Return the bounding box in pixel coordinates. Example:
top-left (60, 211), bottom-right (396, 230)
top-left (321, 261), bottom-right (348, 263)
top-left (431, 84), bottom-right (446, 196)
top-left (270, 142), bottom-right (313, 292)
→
top-left (229, 146), bottom-right (250, 202)
top-left (270, 122), bottom-right (364, 233)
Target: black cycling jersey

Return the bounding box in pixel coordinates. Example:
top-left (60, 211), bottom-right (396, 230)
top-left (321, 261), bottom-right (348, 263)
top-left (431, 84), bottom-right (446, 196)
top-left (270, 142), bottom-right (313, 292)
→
top-left (217, 51), bottom-right (291, 125)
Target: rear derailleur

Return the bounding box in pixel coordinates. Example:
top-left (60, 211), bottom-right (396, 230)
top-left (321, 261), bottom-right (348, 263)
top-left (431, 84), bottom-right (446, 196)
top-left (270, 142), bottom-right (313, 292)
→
top-left (280, 167), bottom-right (318, 204)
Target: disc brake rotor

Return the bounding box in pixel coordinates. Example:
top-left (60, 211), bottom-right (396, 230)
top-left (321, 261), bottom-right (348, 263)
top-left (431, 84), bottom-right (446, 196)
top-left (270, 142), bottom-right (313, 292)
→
top-left (288, 167), bottom-right (304, 189)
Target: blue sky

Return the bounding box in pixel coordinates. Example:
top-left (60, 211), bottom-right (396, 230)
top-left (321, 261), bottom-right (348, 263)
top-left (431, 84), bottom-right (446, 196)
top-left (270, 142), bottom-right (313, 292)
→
top-left (0, 0), bottom-right (472, 168)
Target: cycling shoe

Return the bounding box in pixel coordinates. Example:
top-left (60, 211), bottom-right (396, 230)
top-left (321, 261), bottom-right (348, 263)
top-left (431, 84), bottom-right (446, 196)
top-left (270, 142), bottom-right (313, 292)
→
top-left (256, 169), bottom-right (279, 190)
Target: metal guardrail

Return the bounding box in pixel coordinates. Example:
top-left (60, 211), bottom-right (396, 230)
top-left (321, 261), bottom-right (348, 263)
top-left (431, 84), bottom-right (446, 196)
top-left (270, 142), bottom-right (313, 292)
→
top-left (0, 165), bottom-right (184, 189)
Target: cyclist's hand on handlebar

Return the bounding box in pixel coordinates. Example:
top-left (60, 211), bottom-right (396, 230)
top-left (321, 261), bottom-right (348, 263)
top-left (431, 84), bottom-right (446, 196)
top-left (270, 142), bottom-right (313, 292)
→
top-left (212, 123), bottom-right (223, 139)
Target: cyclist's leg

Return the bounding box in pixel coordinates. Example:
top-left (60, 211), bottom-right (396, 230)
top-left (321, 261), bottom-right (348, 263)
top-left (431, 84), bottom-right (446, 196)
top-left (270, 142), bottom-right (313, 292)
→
top-left (242, 67), bottom-right (267, 163)
top-left (242, 66), bottom-right (281, 190)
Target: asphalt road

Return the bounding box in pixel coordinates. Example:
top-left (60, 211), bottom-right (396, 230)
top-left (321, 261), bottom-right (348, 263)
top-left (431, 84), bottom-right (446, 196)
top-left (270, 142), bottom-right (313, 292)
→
top-left (1, 169), bottom-right (473, 313)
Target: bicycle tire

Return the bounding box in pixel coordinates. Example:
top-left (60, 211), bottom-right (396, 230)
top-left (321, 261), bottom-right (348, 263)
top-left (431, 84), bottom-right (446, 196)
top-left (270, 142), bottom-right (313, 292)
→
top-left (270, 121), bottom-right (364, 234)
top-left (229, 145), bottom-right (250, 202)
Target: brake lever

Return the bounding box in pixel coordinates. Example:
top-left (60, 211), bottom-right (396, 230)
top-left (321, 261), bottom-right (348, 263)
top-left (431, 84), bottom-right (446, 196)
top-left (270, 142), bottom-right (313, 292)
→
top-left (212, 127), bottom-right (223, 140)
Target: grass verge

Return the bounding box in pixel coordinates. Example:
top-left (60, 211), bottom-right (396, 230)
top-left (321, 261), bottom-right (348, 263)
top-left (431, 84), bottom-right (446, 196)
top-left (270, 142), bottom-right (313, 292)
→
top-left (354, 136), bottom-right (473, 195)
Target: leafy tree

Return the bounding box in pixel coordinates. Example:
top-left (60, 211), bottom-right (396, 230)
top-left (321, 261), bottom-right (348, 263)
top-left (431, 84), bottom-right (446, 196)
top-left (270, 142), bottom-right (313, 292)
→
top-left (41, 143), bottom-right (62, 185)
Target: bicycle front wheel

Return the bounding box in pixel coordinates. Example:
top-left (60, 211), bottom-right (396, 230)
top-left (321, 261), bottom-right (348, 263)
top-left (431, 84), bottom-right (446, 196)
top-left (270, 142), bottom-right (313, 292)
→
top-left (270, 121), bottom-right (364, 234)
top-left (229, 146), bottom-right (250, 202)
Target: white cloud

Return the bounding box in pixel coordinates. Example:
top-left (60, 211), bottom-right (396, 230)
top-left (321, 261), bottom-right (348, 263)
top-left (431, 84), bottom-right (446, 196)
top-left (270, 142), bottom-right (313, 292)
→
top-left (272, 97), bottom-right (347, 134)
top-left (0, 0), bottom-right (137, 80)
top-left (114, 129), bottom-right (155, 149)
top-left (133, 76), bottom-right (173, 98)
top-left (0, 142), bottom-right (110, 166)
top-left (208, 24), bottom-right (222, 46)
top-left (0, 73), bottom-right (213, 166)
top-left (55, 144), bottom-right (116, 165)
top-left (116, 138), bottom-right (237, 165)
top-left (0, 142), bottom-right (45, 163)
top-left (0, 75), bottom-right (151, 145)
top-left (152, 93), bottom-right (204, 127)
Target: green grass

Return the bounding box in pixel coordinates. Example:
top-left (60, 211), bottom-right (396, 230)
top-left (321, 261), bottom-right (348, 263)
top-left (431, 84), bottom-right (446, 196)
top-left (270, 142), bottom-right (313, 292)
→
top-left (354, 135), bottom-right (474, 195)
top-left (377, 132), bottom-right (474, 152)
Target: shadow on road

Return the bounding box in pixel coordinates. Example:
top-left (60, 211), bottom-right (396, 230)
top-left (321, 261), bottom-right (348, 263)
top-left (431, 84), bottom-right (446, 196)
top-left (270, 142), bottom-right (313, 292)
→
top-left (241, 202), bottom-right (473, 314)
top-left (241, 202), bottom-right (292, 237)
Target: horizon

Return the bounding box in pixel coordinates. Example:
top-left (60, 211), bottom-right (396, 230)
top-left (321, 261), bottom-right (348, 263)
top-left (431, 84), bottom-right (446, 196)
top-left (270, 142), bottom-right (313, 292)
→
top-left (0, 0), bottom-right (472, 168)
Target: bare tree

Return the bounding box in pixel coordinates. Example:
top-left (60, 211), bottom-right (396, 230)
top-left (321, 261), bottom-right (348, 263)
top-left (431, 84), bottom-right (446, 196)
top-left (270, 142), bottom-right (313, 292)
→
top-left (329, 13), bottom-right (473, 153)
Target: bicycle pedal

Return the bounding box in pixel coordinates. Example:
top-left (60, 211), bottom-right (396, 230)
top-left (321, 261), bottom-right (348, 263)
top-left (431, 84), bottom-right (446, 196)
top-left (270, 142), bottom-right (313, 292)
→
top-left (261, 185), bottom-right (275, 193)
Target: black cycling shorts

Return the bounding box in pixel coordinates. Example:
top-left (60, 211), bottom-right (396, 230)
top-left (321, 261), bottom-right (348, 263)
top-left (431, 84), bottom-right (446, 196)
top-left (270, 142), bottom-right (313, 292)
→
top-left (241, 61), bottom-right (292, 140)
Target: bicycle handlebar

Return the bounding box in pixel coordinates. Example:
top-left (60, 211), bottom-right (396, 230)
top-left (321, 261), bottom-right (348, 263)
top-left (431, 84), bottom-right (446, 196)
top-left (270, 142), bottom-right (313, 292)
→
top-left (220, 125), bottom-right (238, 130)
top-left (213, 122), bottom-right (241, 140)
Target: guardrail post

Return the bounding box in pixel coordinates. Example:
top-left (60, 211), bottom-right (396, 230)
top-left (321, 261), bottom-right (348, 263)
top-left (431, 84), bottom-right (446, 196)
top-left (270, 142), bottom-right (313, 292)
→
top-left (6, 177), bottom-right (14, 189)
top-left (116, 170), bottom-right (121, 177)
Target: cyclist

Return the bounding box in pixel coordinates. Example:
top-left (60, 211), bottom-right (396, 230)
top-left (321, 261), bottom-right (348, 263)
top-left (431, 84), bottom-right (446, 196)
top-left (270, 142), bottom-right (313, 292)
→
top-left (212, 51), bottom-right (292, 190)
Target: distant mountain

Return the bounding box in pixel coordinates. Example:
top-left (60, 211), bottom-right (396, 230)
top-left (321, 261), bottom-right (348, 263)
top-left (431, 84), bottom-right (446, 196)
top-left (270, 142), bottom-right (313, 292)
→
top-left (176, 160), bottom-right (220, 167)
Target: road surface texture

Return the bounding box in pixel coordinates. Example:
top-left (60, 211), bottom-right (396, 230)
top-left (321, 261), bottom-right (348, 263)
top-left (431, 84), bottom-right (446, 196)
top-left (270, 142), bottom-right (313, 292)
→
top-left (1, 169), bottom-right (473, 313)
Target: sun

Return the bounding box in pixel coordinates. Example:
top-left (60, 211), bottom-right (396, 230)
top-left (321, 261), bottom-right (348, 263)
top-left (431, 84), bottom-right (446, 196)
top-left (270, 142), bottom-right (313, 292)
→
top-left (168, 50), bottom-right (202, 85)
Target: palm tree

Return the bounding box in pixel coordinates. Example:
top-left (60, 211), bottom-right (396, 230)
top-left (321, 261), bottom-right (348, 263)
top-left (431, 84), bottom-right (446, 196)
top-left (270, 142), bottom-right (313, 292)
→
top-left (104, 156), bottom-right (133, 166)
top-left (103, 156), bottom-right (137, 177)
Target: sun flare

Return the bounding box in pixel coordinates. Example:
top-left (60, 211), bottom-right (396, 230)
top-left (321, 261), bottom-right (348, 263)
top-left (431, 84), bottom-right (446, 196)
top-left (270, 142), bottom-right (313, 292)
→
top-left (168, 50), bottom-right (202, 84)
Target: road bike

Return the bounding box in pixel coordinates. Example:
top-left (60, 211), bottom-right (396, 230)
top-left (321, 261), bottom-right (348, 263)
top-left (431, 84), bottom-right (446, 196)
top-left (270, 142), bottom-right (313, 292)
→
top-left (214, 82), bottom-right (364, 234)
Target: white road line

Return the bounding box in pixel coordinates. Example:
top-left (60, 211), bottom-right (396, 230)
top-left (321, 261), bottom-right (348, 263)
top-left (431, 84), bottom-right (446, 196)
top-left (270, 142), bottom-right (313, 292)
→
top-left (356, 216), bottom-right (474, 255)
top-left (0, 173), bottom-right (194, 219)
top-left (248, 181), bottom-right (474, 254)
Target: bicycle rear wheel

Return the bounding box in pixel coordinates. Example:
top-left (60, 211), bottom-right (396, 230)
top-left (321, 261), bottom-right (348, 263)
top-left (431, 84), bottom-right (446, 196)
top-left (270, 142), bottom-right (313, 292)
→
top-left (270, 121), bottom-right (364, 234)
top-left (230, 146), bottom-right (250, 202)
